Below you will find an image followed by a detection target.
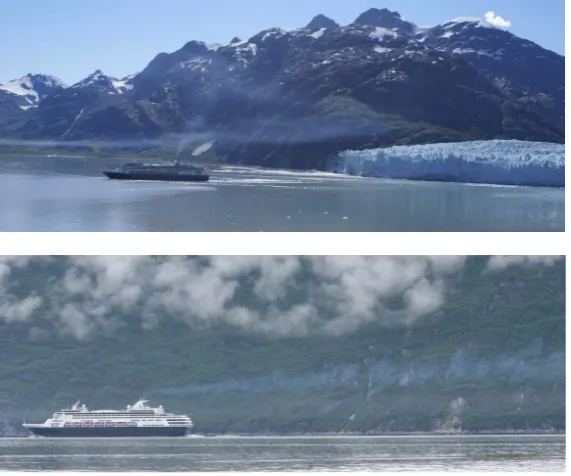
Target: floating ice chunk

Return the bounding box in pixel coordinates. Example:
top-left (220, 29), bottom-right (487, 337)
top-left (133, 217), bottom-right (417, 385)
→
top-left (336, 140), bottom-right (564, 188)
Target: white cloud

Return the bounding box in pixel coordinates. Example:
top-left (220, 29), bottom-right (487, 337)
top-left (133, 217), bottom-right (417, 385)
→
top-left (0, 256), bottom-right (561, 339)
top-left (0, 256), bottom-right (43, 322)
top-left (484, 11), bottom-right (512, 28)
top-left (486, 256), bottom-right (563, 272)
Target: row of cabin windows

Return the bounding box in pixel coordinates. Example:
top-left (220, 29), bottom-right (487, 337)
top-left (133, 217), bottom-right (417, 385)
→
top-left (60, 411), bottom-right (157, 415)
top-left (71, 413), bottom-right (159, 418)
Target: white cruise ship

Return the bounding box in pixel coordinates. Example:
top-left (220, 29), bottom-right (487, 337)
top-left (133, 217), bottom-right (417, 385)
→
top-left (23, 400), bottom-right (193, 437)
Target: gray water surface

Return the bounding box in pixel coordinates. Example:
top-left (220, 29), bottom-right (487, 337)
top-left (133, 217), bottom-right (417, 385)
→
top-left (0, 156), bottom-right (564, 231)
top-left (0, 435), bottom-right (565, 471)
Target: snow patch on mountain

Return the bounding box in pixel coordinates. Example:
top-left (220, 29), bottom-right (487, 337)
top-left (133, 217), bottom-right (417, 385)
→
top-left (231, 42), bottom-right (258, 56)
top-left (62, 107), bottom-right (86, 137)
top-left (204, 42), bottom-right (222, 52)
top-left (374, 46), bottom-right (391, 54)
top-left (370, 27), bottom-right (399, 40)
top-left (71, 70), bottom-right (105, 88)
top-left (0, 79), bottom-right (39, 103)
top-left (261, 27), bottom-right (300, 41)
top-left (310, 28), bottom-right (327, 39)
top-left (71, 70), bottom-right (134, 94)
top-left (0, 74), bottom-right (66, 109)
top-left (336, 140), bottom-right (564, 188)
top-left (444, 17), bottom-right (497, 29)
top-left (230, 38), bottom-right (248, 46)
top-left (451, 47), bottom-right (505, 59)
top-left (111, 78), bottom-right (134, 93)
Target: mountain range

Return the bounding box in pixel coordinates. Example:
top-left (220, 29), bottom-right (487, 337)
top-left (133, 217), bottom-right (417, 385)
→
top-left (0, 8), bottom-right (564, 170)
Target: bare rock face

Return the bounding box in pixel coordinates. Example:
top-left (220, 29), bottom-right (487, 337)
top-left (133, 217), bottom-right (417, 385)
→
top-left (352, 8), bottom-right (417, 35)
top-left (305, 14), bottom-right (340, 30)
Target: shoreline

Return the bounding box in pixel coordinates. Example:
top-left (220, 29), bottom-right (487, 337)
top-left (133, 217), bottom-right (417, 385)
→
top-left (200, 430), bottom-right (566, 437)
top-left (1, 430), bottom-right (565, 439)
top-left (0, 151), bottom-right (566, 190)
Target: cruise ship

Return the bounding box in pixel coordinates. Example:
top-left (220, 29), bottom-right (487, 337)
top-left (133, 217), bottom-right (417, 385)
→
top-left (102, 161), bottom-right (210, 182)
top-left (23, 400), bottom-right (193, 437)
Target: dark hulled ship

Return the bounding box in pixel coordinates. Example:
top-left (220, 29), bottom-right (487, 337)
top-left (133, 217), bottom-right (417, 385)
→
top-left (102, 161), bottom-right (209, 182)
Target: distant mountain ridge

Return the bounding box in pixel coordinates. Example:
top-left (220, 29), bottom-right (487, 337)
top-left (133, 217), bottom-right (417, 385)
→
top-left (0, 8), bottom-right (564, 170)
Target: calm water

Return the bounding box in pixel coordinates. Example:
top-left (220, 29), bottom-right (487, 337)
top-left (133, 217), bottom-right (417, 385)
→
top-left (0, 435), bottom-right (565, 471)
top-left (0, 156), bottom-right (564, 232)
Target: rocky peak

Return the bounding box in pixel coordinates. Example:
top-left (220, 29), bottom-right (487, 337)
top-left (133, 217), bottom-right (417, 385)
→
top-left (72, 70), bottom-right (113, 88)
top-left (353, 8), bottom-right (416, 35)
top-left (0, 73), bottom-right (66, 112)
top-left (24, 73), bottom-right (66, 89)
top-left (305, 14), bottom-right (340, 30)
top-left (181, 40), bottom-right (212, 54)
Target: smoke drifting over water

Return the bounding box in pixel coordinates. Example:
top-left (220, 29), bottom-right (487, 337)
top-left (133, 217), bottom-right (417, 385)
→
top-left (0, 137), bottom-right (187, 151)
top-left (0, 256), bottom-right (563, 340)
top-left (0, 117), bottom-right (376, 152)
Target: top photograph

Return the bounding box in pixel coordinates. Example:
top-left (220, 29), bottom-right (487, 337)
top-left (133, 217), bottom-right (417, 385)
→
top-left (0, 0), bottom-right (564, 232)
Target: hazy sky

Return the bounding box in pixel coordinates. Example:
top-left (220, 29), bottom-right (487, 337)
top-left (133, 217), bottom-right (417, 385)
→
top-left (0, 0), bottom-right (565, 84)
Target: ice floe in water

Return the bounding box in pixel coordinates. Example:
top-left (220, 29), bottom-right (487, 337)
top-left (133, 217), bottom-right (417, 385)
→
top-left (336, 140), bottom-right (564, 188)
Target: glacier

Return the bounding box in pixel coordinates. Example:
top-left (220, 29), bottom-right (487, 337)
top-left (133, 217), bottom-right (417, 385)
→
top-left (335, 140), bottom-right (564, 188)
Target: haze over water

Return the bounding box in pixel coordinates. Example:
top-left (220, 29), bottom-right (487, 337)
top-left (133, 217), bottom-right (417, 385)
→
top-left (0, 156), bottom-right (564, 232)
top-left (0, 435), bottom-right (564, 471)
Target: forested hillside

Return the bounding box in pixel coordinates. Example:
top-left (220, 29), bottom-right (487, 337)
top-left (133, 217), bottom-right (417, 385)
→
top-left (0, 256), bottom-right (565, 435)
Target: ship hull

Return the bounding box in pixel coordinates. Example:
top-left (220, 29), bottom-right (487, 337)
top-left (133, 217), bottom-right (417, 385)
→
top-left (26, 426), bottom-right (189, 438)
top-left (103, 171), bottom-right (209, 182)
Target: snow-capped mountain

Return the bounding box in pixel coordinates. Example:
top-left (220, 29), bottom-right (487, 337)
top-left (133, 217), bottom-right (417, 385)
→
top-left (418, 18), bottom-right (564, 113)
top-left (70, 70), bottom-right (135, 95)
top-left (2, 7), bottom-right (563, 170)
top-left (0, 73), bottom-right (66, 113)
top-left (0, 70), bottom-right (136, 122)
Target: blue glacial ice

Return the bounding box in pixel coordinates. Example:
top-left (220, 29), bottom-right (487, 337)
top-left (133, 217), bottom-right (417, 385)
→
top-left (336, 140), bottom-right (564, 188)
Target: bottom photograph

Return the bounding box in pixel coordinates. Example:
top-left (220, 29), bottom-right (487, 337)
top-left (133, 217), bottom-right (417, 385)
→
top-left (0, 255), bottom-right (565, 472)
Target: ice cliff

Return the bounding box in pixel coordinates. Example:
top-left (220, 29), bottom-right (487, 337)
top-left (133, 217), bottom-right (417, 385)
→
top-left (336, 140), bottom-right (564, 188)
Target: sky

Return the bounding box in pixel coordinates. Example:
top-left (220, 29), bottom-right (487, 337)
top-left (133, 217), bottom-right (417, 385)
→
top-left (0, 0), bottom-right (565, 85)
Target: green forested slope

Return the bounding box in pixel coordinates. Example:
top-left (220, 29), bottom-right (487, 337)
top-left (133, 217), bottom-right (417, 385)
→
top-left (0, 257), bottom-right (565, 435)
